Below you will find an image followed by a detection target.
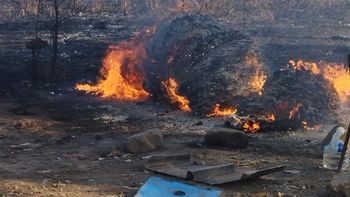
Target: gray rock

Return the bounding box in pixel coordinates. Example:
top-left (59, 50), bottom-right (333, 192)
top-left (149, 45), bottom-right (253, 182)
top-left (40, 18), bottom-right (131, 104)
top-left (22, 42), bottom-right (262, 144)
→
top-left (204, 127), bottom-right (248, 149)
top-left (330, 171), bottom-right (350, 196)
top-left (125, 129), bottom-right (163, 154)
top-left (96, 138), bottom-right (122, 157)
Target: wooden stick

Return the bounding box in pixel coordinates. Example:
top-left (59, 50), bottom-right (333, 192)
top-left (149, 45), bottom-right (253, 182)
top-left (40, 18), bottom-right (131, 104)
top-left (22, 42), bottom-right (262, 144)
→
top-left (337, 123), bottom-right (350, 172)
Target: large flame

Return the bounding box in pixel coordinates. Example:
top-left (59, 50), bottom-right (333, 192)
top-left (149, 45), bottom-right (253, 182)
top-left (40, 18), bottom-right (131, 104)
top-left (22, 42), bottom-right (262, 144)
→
top-left (162, 77), bottom-right (192, 112)
top-left (323, 63), bottom-right (350, 102)
top-left (290, 59), bottom-right (350, 102)
top-left (75, 36), bottom-right (151, 101)
top-left (206, 104), bottom-right (237, 117)
top-left (245, 52), bottom-right (267, 95)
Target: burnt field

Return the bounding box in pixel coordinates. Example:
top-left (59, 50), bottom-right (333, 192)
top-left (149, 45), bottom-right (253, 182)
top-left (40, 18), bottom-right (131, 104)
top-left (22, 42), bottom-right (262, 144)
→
top-left (1, 1), bottom-right (350, 197)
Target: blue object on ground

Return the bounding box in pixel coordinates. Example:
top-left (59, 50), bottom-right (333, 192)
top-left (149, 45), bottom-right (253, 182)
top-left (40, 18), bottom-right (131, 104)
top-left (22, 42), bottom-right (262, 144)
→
top-left (135, 176), bottom-right (222, 197)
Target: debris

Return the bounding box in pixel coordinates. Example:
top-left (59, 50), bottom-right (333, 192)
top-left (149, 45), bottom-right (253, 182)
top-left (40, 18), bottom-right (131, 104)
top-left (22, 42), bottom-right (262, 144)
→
top-left (135, 176), bottom-right (222, 197)
top-left (125, 129), bottom-right (163, 154)
top-left (145, 154), bottom-right (285, 185)
top-left (204, 127), bottom-right (249, 149)
top-left (330, 171), bottom-right (350, 196)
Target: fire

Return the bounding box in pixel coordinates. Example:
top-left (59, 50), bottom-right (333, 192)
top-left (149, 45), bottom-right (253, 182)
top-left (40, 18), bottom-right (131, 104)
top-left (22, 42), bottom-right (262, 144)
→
top-left (245, 52), bottom-right (267, 95)
top-left (289, 59), bottom-right (350, 102)
top-left (323, 63), bottom-right (350, 102)
top-left (289, 59), bottom-right (320, 75)
top-left (162, 77), bottom-right (192, 112)
top-left (206, 104), bottom-right (237, 117)
top-left (76, 40), bottom-right (150, 101)
top-left (250, 73), bottom-right (267, 95)
top-left (302, 121), bottom-right (322, 131)
top-left (242, 120), bottom-right (261, 133)
top-left (265, 114), bottom-right (277, 123)
top-left (289, 103), bottom-right (303, 119)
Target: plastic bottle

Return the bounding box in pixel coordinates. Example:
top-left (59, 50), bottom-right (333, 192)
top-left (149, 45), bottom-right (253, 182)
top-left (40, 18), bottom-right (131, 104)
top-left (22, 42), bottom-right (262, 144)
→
top-left (323, 127), bottom-right (349, 171)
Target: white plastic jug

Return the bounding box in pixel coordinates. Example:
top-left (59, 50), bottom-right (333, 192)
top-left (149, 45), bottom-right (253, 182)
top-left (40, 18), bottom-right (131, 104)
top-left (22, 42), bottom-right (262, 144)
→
top-left (323, 127), bottom-right (349, 171)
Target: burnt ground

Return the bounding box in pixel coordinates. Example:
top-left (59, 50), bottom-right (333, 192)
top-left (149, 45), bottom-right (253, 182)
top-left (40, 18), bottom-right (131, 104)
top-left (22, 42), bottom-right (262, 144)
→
top-left (0, 14), bottom-right (350, 197)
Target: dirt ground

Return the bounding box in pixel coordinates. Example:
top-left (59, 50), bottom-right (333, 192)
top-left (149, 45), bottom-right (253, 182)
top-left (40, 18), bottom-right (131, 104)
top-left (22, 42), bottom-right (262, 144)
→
top-left (0, 88), bottom-right (343, 197)
top-left (1, 13), bottom-right (350, 197)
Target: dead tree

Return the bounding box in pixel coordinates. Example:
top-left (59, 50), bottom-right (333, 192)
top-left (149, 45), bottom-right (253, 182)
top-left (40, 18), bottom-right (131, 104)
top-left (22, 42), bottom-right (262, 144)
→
top-left (44, 0), bottom-right (85, 83)
top-left (25, 38), bottom-right (49, 80)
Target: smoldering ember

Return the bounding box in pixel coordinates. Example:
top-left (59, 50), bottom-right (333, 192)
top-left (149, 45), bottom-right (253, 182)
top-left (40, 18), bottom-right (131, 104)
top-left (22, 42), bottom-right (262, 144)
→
top-left (1, 0), bottom-right (350, 196)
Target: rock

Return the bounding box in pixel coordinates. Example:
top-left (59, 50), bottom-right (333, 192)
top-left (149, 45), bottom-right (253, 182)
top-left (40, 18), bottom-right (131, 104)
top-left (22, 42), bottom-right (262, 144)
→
top-left (204, 127), bottom-right (248, 149)
top-left (97, 138), bottom-right (122, 157)
top-left (330, 172), bottom-right (350, 196)
top-left (125, 129), bottom-right (163, 154)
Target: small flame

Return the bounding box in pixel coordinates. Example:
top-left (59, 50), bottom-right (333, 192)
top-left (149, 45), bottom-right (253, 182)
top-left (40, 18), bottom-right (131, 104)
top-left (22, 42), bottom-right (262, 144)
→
top-left (245, 52), bottom-right (267, 95)
top-left (265, 114), bottom-right (277, 123)
top-left (289, 59), bottom-right (321, 75)
top-left (206, 104), bottom-right (237, 117)
top-left (289, 103), bottom-right (303, 119)
top-left (242, 120), bottom-right (261, 133)
top-left (302, 121), bottom-right (322, 131)
top-left (162, 77), bottom-right (192, 112)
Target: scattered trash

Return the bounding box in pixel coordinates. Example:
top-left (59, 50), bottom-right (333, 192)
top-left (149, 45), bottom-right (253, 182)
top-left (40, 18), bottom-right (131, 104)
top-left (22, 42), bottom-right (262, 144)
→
top-left (322, 125), bottom-right (349, 171)
top-left (145, 154), bottom-right (285, 185)
top-left (135, 177), bottom-right (222, 197)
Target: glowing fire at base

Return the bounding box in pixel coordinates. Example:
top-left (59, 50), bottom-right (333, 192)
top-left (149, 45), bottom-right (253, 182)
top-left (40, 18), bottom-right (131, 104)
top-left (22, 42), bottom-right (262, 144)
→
top-left (162, 77), bottom-right (192, 112)
top-left (75, 39), bottom-right (150, 101)
top-left (206, 104), bottom-right (237, 117)
top-left (243, 120), bottom-right (261, 133)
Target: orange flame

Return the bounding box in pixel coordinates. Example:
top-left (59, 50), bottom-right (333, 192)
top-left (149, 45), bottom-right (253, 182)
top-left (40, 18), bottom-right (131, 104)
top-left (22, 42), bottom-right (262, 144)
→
top-left (302, 121), bottom-right (322, 131)
top-left (265, 114), bottom-right (277, 123)
top-left (289, 103), bottom-right (303, 119)
top-left (323, 63), bottom-right (350, 102)
top-left (162, 77), bottom-right (192, 112)
top-left (206, 104), bottom-right (237, 117)
top-left (245, 52), bottom-right (267, 95)
top-left (243, 120), bottom-right (261, 133)
top-left (75, 39), bottom-right (150, 101)
top-left (289, 59), bottom-right (321, 75)
top-left (289, 59), bottom-right (350, 102)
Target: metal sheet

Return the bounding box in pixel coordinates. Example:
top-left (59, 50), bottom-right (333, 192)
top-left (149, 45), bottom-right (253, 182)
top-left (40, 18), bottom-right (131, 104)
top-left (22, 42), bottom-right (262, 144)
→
top-left (145, 154), bottom-right (285, 185)
top-left (135, 176), bottom-right (222, 197)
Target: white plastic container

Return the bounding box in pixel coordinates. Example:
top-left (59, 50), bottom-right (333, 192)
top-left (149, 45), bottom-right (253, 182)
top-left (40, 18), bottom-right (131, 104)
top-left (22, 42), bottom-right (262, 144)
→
top-left (323, 127), bottom-right (349, 171)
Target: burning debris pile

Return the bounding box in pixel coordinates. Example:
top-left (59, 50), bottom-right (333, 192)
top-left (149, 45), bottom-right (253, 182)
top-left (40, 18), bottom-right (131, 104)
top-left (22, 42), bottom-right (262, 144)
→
top-left (145, 14), bottom-right (260, 114)
top-left (76, 14), bottom-right (350, 132)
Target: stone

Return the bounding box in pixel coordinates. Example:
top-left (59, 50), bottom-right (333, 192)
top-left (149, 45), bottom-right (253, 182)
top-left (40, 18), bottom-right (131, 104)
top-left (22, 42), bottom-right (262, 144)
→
top-left (125, 129), bottom-right (163, 154)
top-left (204, 126), bottom-right (248, 149)
top-left (330, 171), bottom-right (350, 196)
